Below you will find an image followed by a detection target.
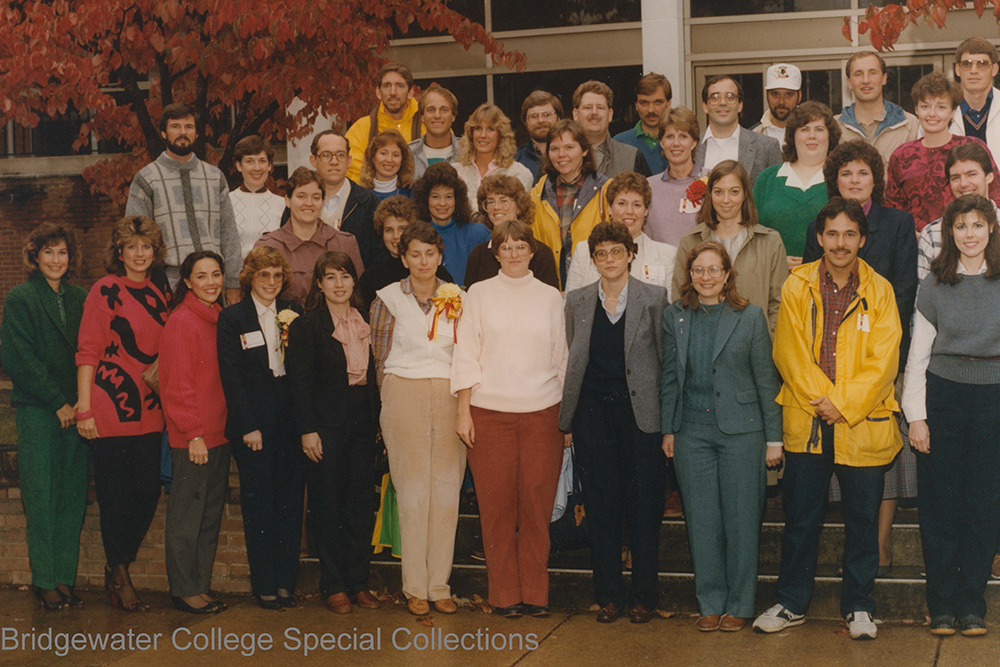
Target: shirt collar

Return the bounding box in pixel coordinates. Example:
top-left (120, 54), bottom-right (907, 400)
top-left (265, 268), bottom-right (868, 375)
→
top-left (777, 161), bottom-right (825, 190)
top-left (958, 260), bottom-right (989, 276)
top-left (961, 88), bottom-right (994, 115)
top-left (328, 179), bottom-right (350, 201)
top-left (598, 279), bottom-right (628, 309)
top-left (239, 184), bottom-right (271, 194)
top-left (251, 293), bottom-right (277, 318)
top-left (820, 257), bottom-right (860, 286)
top-left (702, 124), bottom-right (741, 143)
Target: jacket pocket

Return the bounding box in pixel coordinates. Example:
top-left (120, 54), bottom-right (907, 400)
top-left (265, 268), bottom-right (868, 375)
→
top-left (736, 389), bottom-right (758, 404)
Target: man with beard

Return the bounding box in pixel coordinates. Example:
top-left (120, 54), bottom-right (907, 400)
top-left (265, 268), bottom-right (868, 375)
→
top-left (409, 84), bottom-right (460, 180)
top-left (515, 90), bottom-right (563, 182)
top-left (753, 64), bottom-right (802, 150)
top-left (835, 51), bottom-right (918, 168)
top-left (345, 62), bottom-right (423, 182)
top-left (614, 72), bottom-right (672, 175)
top-left (572, 80), bottom-right (652, 178)
top-left (125, 102), bottom-right (242, 303)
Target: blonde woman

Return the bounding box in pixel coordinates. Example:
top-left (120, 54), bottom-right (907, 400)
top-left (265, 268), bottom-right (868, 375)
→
top-left (454, 103), bottom-right (534, 210)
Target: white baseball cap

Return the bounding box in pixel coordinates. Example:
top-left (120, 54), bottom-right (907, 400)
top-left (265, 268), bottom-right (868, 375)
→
top-left (765, 64), bottom-right (802, 91)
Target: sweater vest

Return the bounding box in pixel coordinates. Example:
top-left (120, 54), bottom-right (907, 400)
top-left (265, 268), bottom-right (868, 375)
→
top-left (378, 282), bottom-right (456, 380)
top-left (581, 298), bottom-right (629, 401)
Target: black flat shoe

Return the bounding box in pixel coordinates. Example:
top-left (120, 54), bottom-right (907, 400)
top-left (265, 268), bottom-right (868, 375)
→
top-left (276, 595), bottom-right (297, 608)
top-left (524, 604), bottom-right (549, 617)
top-left (496, 603), bottom-right (525, 618)
top-left (55, 585), bottom-right (84, 607)
top-left (172, 596), bottom-right (216, 614)
top-left (33, 586), bottom-right (68, 611)
top-left (256, 596), bottom-right (283, 610)
top-left (929, 615), bottom-right (956, 636)
top-left (958, 615), bottom-right (988, 636)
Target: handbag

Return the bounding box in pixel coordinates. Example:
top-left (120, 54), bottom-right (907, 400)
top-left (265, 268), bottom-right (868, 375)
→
top-left (549, 445), bottom-right (589, 554)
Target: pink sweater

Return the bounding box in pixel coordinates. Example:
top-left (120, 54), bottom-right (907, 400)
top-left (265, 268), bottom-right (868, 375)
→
top-left (159, 293), bottom-right (228, 449)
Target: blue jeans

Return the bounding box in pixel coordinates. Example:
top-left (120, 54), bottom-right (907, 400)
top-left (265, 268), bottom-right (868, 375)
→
top-left (777, 422), bottom-right (886, 617)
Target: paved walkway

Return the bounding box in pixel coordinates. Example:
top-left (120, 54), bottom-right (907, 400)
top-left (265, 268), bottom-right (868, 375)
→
top-left (0, 587), bottom-right (998, 666)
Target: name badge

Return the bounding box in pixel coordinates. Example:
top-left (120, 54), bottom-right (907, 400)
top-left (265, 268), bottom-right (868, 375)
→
top-left (642, 264), bottom-right (667, 284)
top-left (857, 313), bottom-right (870, 332)
top-left (679, 198), bottom-right (701, 214)
top-left (240, 331), bottom-right (266, 349)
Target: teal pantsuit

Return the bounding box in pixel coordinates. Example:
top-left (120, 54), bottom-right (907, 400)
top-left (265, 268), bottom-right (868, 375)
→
top-left (1, 271), bottom-right (88, 589)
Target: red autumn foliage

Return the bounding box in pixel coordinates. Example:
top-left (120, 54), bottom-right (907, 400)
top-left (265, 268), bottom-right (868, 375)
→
top-left (0, 0), bottom-right (526, 205)
top-left (844, 0), bottom-right (1000, 52)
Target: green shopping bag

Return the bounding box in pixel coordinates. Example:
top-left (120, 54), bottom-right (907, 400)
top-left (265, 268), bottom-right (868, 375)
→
top-left (372, 473), bottom-right (401, 558)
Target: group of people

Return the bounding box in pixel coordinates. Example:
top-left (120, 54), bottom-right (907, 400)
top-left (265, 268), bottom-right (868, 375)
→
top-left (5, 37), bottom-right (1000, 645)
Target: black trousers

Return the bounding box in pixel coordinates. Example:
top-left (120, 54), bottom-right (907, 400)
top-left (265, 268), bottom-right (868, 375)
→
top-left (307, 386), bottom-right (377, 597)
top-left (919, 373), bottom-right (1000, 619)
top-left (89, 432), bottom-right (162, 566)
top-left (232, 420), bottom-right (305, 597)
top-left (572, 391), bottom-right (666, 609)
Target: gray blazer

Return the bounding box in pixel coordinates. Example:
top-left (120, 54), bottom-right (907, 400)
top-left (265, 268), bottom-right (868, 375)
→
top-left (559, 277), bottom-right (668, 434)
top-left (660, 301), bottom-right (782, 439)
top-left (694, 128), bottom-right (781, 186)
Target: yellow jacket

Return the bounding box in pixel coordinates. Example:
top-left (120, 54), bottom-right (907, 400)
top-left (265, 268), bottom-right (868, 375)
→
top-left (530, 173), bottom-right (610, 289)
top-left (773, 258), bottom-right (902, 466)
top-left (345, 98), bottom-right (423, 182)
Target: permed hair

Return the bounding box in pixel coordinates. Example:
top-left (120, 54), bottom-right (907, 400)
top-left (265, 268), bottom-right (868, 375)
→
top-left (22, 222), bottom-right (80, 278)
top-left (360, 130), bottom-right (415, 189)
top-left (823, 140), bottom-right (886, 205)
top-left (412, 162), bottom-right (474, 225)
top-left (457, 104), bottom-right (518, 169)
top-left (910, 71), bottom-right (962, 109)
top-left (781, 101), bottom-right (841, 164)
top-left (606, 171), bottom-right (653, 209)
top-left (374, 195), bottom-right (419, 238)
top-left (105, 215), bottom-right (167, 276)
top-left (476, 174), bottom-right (534, 226)
top-left (239, 247), bottom-right (292, 297)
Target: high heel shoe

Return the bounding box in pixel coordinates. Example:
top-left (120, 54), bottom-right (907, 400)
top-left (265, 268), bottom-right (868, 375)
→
top-left (105, 565), bottom-right (150, 613)
top-left (55, 584), bottom-right (84, 607)
top-left (32, 586), bottom-right (68, 611)
top-left (172, 597), bottom-right (216, 615)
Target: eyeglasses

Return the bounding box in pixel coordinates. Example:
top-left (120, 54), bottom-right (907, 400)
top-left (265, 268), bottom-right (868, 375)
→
top-left (593, 247), bottom-right (627, 261)
top-left (314, 151), bottom-right (349, 163)
top-left (690, 265), bottom-right (724, 277)
top-left (498, 243), bottom-right (532, 257)
top-left (255, 270), bottom-right (284, 283)
top-left (958, 59), bottom-right (994, 72)
top-left (526, 111), bottom-right (556, 122)
top-left (707, 92), bottom-right (739, 104)
top-left (485, 196), bottom-right (514, 209)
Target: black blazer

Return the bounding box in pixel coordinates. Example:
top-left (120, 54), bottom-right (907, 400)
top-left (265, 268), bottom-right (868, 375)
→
top-left (284, 303), bottom-right (379, 436)
top-left (217, 297), bottom-right (303, 443)
top-left (339, 180), bottom-right (383, 269)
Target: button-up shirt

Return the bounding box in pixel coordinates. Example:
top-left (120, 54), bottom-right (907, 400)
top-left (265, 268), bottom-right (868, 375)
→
top-left (598, 279), bottom-right (628, 324)
top-left (702, 125), bottom-right (741, 171)
top-left (251, 293), bottom-right (285, 377)
top-left (320, 179), bottom-right (351, 228)
top-left (818, 259), bottom-right (859, 383)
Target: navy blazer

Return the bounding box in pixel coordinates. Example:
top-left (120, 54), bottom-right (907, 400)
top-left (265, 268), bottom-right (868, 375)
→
top-left (217, 296), bottom-right (302, 443)
top-left (802, 201), bottom-right (917, 365)
top-left (660, 301), bottom-right (782, 439)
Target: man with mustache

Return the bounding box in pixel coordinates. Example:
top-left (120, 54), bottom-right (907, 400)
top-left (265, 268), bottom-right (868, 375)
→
top-left (753, 64), bottom-right (802, 150)
top-left (835, 50), bottom-right (918, 168)
top-left (515, 90), bottom-right (563, 182)
top-left (125, 102), bottom-right (242, 304)
top-left (344, 62), bottom-right (423, 183)
top-left (571, 80), bottom-right (652, 178)
top-left (613, 72), bottom-right (672, 175)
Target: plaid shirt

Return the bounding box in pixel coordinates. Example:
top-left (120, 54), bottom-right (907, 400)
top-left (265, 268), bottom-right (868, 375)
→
top-left (369, 276), bottom-right (441, 389)
top-left (917, 219), bottom-right (941, 281)
top-left (818, 259), bottom-right (859, 383)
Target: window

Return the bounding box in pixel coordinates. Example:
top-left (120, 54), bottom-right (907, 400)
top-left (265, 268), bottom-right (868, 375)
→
top-left (491, 0), bottom-right (639, 32)
top-left (691, 0), bottom-right (849, 18)
top-left (391, 0), bottom-right (485, 39)
top-left (413, 75), bottom-right (489, 131)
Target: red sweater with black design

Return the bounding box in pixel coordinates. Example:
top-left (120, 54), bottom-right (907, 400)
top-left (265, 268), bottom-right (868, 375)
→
top-left (159, 293), bottom-right (228, 449)
top-left (76, 274), bottom-right (169, 437)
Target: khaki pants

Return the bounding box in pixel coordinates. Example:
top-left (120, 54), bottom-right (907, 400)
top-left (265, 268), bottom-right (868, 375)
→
top-left (380, 375), bottom-right (466, 601)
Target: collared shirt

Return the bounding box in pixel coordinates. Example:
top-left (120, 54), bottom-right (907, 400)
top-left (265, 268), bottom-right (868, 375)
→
top-left (370, 276), bottom-right (441, 388)
top-left (320, 179), bottom-right (351, 228)
top-left (251, 293), bottom-right (284, 377)
top-left (702, 125), bottom-right (741, 171)
top-left (556, 173), bottom-right (585, 275)
top-left (858, 105), bottom-right (887, 144)
top-left (598, 279), bottom-right (628, 324)
top-left (818, 259), bottom-right (860, 383)
top-left (961, 89), bottom-right (994, 141)
top-left (761, 122), bottom-right (786, 147)
top-left (776, 161), bottom-right (825, 191)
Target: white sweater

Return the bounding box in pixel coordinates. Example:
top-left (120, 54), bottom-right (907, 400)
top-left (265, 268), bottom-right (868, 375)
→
top-left (230, 189), bottom-right (285, 259)
top-left (379, 282), bottom-right (458, 380)
top-left (451, 271), bottom-right (567, 412)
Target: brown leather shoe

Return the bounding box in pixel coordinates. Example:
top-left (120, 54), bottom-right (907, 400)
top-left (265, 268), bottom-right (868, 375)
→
top-left (325, 592), bottom-right (352, 614)
top-left (596, 603), bottom-right (622, 623)
top-left (433, 598), bottom-right (458, 614)
top-left (407, 597), bottom-right (430, 616)
top-left (696, 614), bottom-right (721, 631)
top-left (719, 614), bottom-right (747, 632)
top-left (629, 604), bottom-right (654, 624)
top-left (353, 590), bottom-right (381, 610)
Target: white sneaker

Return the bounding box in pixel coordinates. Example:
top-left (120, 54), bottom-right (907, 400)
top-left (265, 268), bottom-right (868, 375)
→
top-left (752, 603), bottom-right (806, 633)
top-left (846, 611), bottom-right (877, 640)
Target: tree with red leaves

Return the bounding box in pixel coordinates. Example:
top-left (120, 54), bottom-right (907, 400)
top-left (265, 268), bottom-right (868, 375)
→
top-left (0, 0), bottom-right (525, 204)
top-left (844, 0), bottom-right (1000, 52)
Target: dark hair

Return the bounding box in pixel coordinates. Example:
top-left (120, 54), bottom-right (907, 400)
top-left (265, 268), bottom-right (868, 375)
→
top-left (412, 162), bottom-right (474, 225)
top-left (540, 119), bottom-right (597, 181)
top-left (955, 37), bottom-right (999, 66)
top-left (823, 140), bottom-right (885, 205)
top-left (309, 129), bottom-right (348, 156)
top-left (520, 90), bottom-right (564, 125)
top-left (418, 84), bottom-right (458, 118)
top-left (304, 251), bottom-right (363, 311)
top-left (587, 221), bottom-right (636, 259)
top-left (171, 251), bottom-right (224, 310)
top-left (931, 194), bottom-right (1000, 285)
top-left (239, 247), bottom-right (291, 297)
top-left (105, 215), bottom-right (167, 276)
top-left (476, 174), bottom-right (534, 226)
top-left (782, 101), bottom-right (841, 164)
top-left (283, 166), bottom-right (325, 198)
top-left (678, 241), bottom-right (748, 311)
top-left (815, 197), bottom-right (869, 237)
top-left (398, 220), bottom-right (445, 256)
top-left (360, 130), bottom-right (415, 189)
top-left (606, 171), bottom-right (652, 209)
top-left (636, 72), bottom-right (672, 101)
top-left (910, 71), bottom-right (962, 109)
top-left (946, 141), bottom-right (994, 179)
top-left (696, 160), bottom-right (758, 230)
top-left (23, 222), bottom-right (80, 278)
top-left (701, 75), bottom-right (743, 104)
top-left (377, 62), bottom-right (415, 88)
top-left (159, 102), bottom-right (198, 133)
top-left (232, 135), bottom-right (274, 163)
top-left (845, 50), bottom-right (887, 78)
top-left (374, 195), bottom-right (419, 238)
top-left (490, 220), bottom-right (538, 257)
